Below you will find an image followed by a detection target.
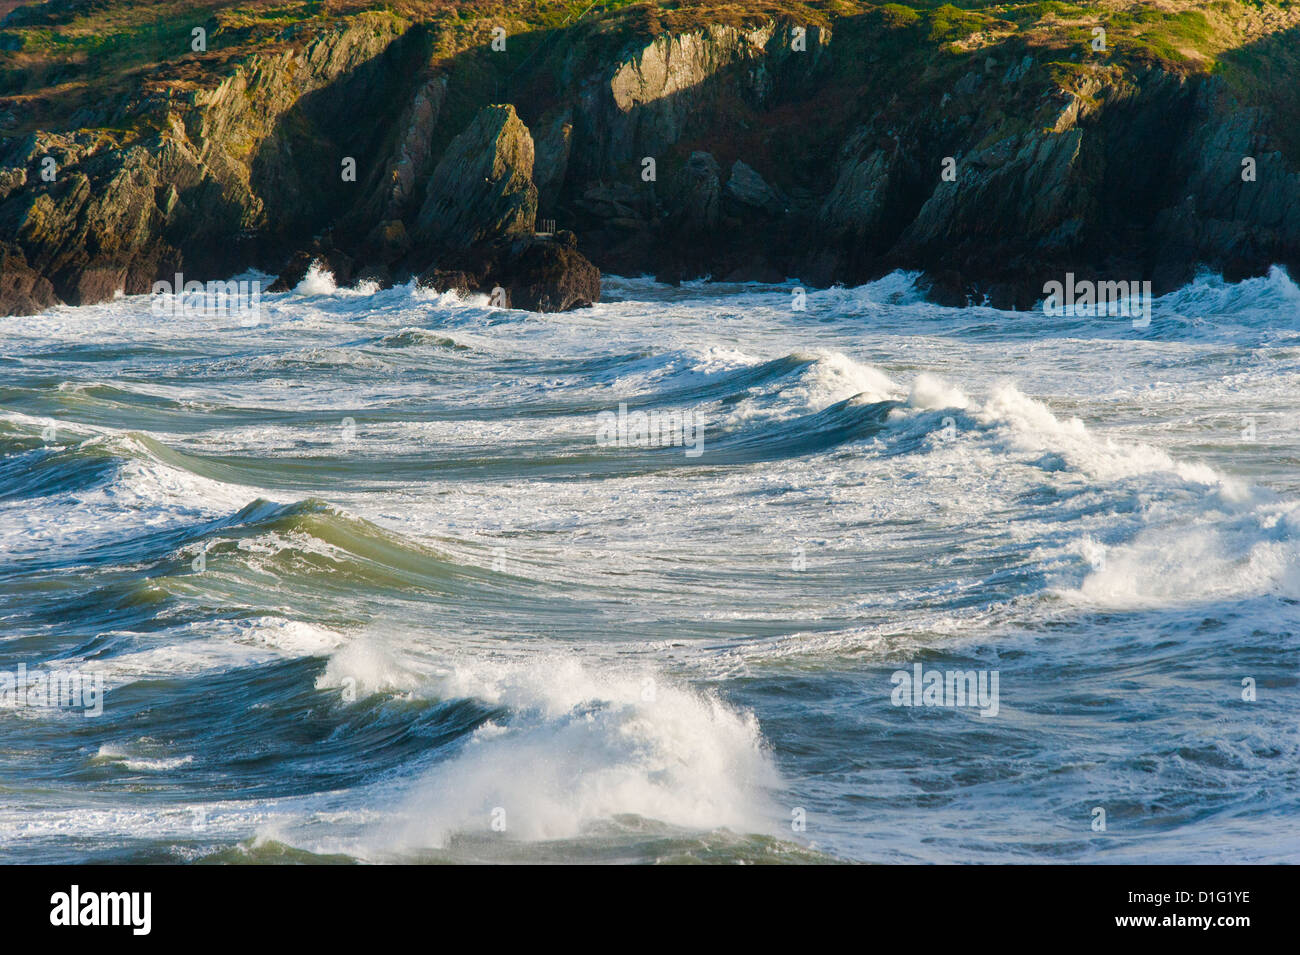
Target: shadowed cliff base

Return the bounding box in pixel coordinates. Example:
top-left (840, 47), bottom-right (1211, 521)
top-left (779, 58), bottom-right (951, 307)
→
top-left (2, 0), bottom-right (1300, 313)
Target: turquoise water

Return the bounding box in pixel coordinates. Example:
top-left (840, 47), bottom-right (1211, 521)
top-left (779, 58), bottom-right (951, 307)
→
top-left (1, 267), bottom-right (1298, 863)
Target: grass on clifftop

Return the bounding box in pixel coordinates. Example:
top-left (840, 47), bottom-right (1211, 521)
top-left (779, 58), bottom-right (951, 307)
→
top-left (2, 0), bottom-right (1299, 134)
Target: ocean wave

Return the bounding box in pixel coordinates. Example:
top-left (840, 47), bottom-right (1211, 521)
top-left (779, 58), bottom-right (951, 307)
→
top-left (167, 497), bottom-right (478, 594)
top-left (0, 429), bottom-right (263, 565)
top-left (93, 743), bottom-right (195, 773)
top-left (1065, 500), bottom-right (1300, 608)
top-left (6, 261), bottom-right (1300, 863)
top-left (375, 329), bottom-right (470, 350)
top-left (807, 270), bottom-right (928, 311)
top-left (0, 429), bottom-right (275, 513)
top-left (1155, 265), bottom-right (1300, 333)
top-left (313, 652), bottom-right (782, 851)
top-left (600, 348), bottom-right (897, 426)
top-left (207, 347), bottom-right (390, 374)
top-left (976, 384), bottom-right (1241, 491)
top-left (292, 261), bottom-right (339, 296)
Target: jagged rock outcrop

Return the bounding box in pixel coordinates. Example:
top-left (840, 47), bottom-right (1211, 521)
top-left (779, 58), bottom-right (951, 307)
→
top-left (362, 74), bottom-right (449, 226)
top-left (267, 100), bottom-right (597, 311)
top-left (534, 110), bottom-right (574, 216)
top-left (570, 22), bottom-right (830, 182)
top-left (350, 67), bottom-right (448, 264)
top-left (0, 11), bottom-right (410, 308)
top-left (399, 102), bottom-right (597, 311)
top-left (397, 104), bottom-right (596, 311)
top-left (267, 246), bottom-right (355, 293)
top-left (0, 243), bottom-right (58, 316)
top-left (675, 151), bottom-right (722, 233)
top-left (1148, 77), bottom-right (1300, 285)
top-left (418, 232), bottom-right (599, 312)
top-left (725, 160), bottom-right (785, 215)
top-left (4, 1), bottom-right (1300, 314)
top-left (415, 104), bottom-right (538, 248)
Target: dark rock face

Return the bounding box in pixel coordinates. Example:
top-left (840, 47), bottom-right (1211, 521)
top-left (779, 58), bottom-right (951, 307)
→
top-left (349, 74), bottom-right (448, 231)
top-left (415, 104), bottom-right (538, 248)
top-left (0, 13), bottom-right (412, 315)
top-left (65, 263), bottom-right (128, 306)
top-left (0, 243), bottom-right (59, 316)
top-left (533, 110), bottom-right (574, 217)
top-left (264, 101), bottom-right (595, 312)
top-left (725, 160), bottom-right (785, 216)
top-left (4, 6), bottom-right (1300, 316)
top-left (353, 264), bottom-right (395, 290)
top-left (268, 246), bottom-right (355, 293)
top-left (675, 151), bottom-right (722, 233)
top-left (497, 237), bottom-right (600, 311)
top-left (417, 235), bottom-right (598, 312)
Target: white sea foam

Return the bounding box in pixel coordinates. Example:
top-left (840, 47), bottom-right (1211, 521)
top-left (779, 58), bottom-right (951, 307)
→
top-left (1068, 501), bottom-right (1300, 608)
top-left (293, 261), bottom-right (339, 296)
top-left (95, 744), bottom-right (195, 773)
top-left (45, 619), bottom-right (348, 692)
top-left (978, 383), bottom-right (1243, 491)
top-left (0, 433), bottom-right (269, 562)
top-left (315, 649), bottom-right (782, 851)
top-left (5, 265), bottom-right (1300, 864)
top-left (907, 372), bottom-right (970, 411)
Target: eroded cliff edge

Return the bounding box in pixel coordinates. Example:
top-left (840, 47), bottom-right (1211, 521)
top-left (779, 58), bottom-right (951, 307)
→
top-left (2, 0), bottom-right (1299, 314)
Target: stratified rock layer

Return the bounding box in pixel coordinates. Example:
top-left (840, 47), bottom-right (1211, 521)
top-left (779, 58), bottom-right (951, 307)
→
top-left (415, 104), bottom-right (538, 249)
top-left (3, 3), bottom-right (1300, 314)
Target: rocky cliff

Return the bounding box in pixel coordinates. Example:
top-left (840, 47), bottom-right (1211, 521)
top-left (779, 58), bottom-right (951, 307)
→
top-left (2, 0), bottom-right (1300, 315)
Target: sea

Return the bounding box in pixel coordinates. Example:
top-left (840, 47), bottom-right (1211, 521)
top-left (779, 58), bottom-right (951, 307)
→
top-left (1, 264), bottom-right (1297, 863)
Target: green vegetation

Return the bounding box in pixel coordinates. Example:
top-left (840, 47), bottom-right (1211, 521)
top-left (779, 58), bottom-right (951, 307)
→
top-left (2, 0), bottom-right (1298, 135)
top-left (879, 3), bottom-right (920, 26)
top-left (926, 3), bottom-right (1001, 46)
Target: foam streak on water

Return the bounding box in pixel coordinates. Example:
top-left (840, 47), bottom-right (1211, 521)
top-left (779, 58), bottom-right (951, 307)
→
top-left (1, 268), bottom-right (1298, 863)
